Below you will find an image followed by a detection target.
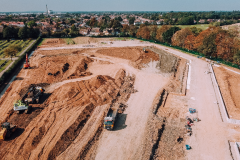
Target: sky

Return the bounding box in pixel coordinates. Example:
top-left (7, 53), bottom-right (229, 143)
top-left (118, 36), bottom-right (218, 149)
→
top-left (0, 0), bottom-right (240, 12)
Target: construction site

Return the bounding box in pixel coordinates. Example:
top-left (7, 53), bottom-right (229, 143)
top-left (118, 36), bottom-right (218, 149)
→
top-left (0, 37), bottom-right (239, 160)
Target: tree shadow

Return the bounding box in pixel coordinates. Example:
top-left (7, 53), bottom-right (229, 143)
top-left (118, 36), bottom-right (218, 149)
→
top-left (14, 77), bottom-right (24, 81)
top-left (29, 66), bottom-right (38, 69)
top-left (40, 93), bottom-right (51, 104)
top-left (4, 128), bottom-right (25, 141)
top-left (114, 114), bottom-right (127, 131)
top-left (27, 107), bottom-right (44, 114)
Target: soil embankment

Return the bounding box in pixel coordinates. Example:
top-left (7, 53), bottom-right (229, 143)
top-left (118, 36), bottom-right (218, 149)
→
top-left (213, 66), bottom-right (240, 120)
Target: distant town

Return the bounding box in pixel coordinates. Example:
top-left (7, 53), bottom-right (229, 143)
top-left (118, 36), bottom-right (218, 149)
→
top-left (0, 6), bottom-right (240, 39)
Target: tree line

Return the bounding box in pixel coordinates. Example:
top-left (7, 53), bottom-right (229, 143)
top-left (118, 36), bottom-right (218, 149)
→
top-left (0, 25), bottom-right (40, 40)
top-left (134, 24), bottom-right (240, 65)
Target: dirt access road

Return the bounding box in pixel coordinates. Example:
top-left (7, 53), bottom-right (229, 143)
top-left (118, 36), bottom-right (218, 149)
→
top-left (95, 65), bottom-right (168, 160)
top-left (154, 45), bottom-right (233, 160)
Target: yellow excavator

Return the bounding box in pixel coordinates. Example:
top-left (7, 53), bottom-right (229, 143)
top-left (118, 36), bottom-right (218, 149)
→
top-left (0, 122), bottom-right (17, 141)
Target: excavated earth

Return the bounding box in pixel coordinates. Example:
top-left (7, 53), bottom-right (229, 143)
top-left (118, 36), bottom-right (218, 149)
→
top-left (213, 66), bottom-right (240, 120)
top-left (0, 44), bottom-right (188, 160)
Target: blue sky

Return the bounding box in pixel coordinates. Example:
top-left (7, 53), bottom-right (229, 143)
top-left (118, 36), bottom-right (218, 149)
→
top-left (1, 0), bottom-right (240, 12)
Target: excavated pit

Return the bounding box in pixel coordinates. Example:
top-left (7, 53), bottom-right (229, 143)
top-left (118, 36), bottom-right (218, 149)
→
top-left (0, 44), bottom-right (187, 160)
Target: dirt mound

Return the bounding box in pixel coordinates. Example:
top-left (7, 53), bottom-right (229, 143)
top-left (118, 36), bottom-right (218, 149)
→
top-left (96, 47), bottom-right (159, 69)
top-left (30, 54), bottom-right (93, 83)
top-left (42, 38), bottom-right (66, 45)
top-left (0, 67), bottom-right (131, 159)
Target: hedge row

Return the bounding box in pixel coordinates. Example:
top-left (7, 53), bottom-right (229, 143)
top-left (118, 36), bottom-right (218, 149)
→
top-left (136, 37), bottom-right (240, 69)
top-left (0, 37), bottom-right (42, 86)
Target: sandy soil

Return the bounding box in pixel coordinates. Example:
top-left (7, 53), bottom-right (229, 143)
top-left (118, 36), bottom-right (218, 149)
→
top-left (213, 66), bottom-right (240, 120)
top-left (0, 43), bottom-right (187, 160)
top-left (73, 37), bottom-right (115, 44)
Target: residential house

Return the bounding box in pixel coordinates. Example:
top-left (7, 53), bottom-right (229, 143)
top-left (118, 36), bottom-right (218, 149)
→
top-left (121, 19), bottom-right (129, 25)
top-left (0, 25), bottom-right (3, 33)
top-left (52, 27), bottom-right (63, 33)
top-left (156, 19), bottom-right (164, 25)
top-left (198, 19), bottom-right (205, 23)
top-left (89, 28), bottom-right (101, 36)
top-left (79, 29), bottom-right (88, 35)
top-left (134, 20), bottom-right (141, 25)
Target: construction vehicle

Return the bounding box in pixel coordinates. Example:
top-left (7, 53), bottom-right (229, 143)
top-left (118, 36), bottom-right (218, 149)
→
top-left (143, 48), bottom-right (146, 53)
top-left (22, 86), bottom-right (45, 104)
top-left (0, 122), bottom-right (17, 141)
top-left (104, 107), bottom-right (118, 130)
top-left (13, 100), bottom-right (32, 114)
top-left (23, 54), bottom-right (30, 69)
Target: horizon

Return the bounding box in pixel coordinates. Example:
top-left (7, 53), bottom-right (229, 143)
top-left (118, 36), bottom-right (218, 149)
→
top-left (0, 10), bottom-right (239, 14)
top-left (1, 0), bottom-right (240, 12)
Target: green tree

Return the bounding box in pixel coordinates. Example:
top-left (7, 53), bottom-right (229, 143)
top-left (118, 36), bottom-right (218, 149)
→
top-left (3, 27), bottom-right (12, 39)
top-left (70, 24), bottom-right (78, 36)
top-left (89, 18), bottom-right (96, 28)
top-left (129, 24), bottom-right (138, 37)
top-left (190, 26), bottom-right (203, 36)
top-left (18, 26), bottom-right (28, 39)
top-left (129, 17), bottom-right (135, 25)
top-left (150, 25), bottom-right (158, 40)
top-left (197, 32), bottom-right (217, 57)
top-left (233, 50), bottom-right (240, 65)
top-left (4, 44), bottom-right (22, 60)
top-left (27, 20), bottom-right (37, 27)
top-left (162, 26), bottom-right (181, 43)
top-left (115, 16), bottom-right (123, 21)
top-left (69, 19), bottom-right (76, 25)
top-left (112, 20), bottom-right (122, 30)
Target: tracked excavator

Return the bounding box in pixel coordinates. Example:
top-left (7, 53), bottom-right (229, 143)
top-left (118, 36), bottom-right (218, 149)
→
top-left (22, 86), bottom-right (45, 104)
top-left (0, 122), bottom-right (17, 141)
top-left (23, 54), bottom-right (30, 69)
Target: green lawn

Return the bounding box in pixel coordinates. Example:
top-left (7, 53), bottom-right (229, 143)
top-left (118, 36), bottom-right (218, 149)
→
top-left (176, 24), bottom-right (209, 30)
top-left (0, 40), bottom-right (34, 57)
top-left (114, 37), bottom-right (134, 41)
top-left (0, 60), bottom-right (12, 72)
top-left (158, 24), bottom-right (209, 30)
top-left (37, 38), bottom-right (45, 46)
top-left (0, 60), bottom-right (5, 66)
top-left (64, 38), bottom-right (75, 45)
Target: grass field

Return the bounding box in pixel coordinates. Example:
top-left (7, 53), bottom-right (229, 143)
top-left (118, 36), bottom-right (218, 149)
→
top-left (0, 60), bottom-right (12, 72)
top-left (0, 40), bottom-right (34, 58)
top-left (158, 24), bottom-right (209, 30)
top-left (64, 38), bottom-right (75, 45)
top-left (114, 37), bottom-right (134, 41)
top-left (176, 24), bottom-right (209, 30)
top-left (37, 38), bottom-right (45, 46)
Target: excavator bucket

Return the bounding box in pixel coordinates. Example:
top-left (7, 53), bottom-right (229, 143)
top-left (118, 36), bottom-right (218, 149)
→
top-left (0, 128), bottom-right (7, 141)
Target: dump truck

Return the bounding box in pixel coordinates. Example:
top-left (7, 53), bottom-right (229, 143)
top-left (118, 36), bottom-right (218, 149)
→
top-left (22, 86), bottom-right (45, 104)
top-left (0, 122), bottom-right (17, 141)
top-left (104, 107), bottom-right (118, 130)
top-left (13, 100), bottom-right (32, 114)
